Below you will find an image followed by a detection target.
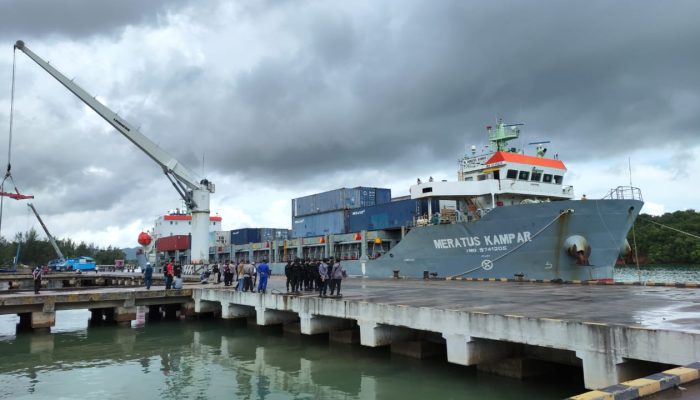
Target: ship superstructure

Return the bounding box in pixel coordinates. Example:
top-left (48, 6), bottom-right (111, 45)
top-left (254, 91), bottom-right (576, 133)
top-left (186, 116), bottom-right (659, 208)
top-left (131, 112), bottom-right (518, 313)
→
top-left (158, 120), bottom-right (642, 281)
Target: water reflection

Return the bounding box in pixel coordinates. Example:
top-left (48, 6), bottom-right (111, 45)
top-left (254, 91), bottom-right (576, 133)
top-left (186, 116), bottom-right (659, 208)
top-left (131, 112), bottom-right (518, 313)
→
top-left (0, 311), bottom-right (576, 399)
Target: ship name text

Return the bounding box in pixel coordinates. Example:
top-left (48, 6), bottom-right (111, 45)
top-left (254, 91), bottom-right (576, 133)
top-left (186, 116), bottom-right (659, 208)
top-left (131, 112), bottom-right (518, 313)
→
top-left (433, 231), bottom-right (531, 250)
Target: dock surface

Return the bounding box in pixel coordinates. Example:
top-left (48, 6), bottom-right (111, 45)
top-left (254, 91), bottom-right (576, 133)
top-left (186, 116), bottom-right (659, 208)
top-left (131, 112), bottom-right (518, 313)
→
top-left (2, 276), bottom-right (699, 392)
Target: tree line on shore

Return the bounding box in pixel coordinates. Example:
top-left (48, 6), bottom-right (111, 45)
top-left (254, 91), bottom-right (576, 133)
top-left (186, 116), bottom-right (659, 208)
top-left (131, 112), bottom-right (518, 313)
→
top-left (0, 228), bottom-right (125, 267)
top-left (625, 210), bottom-right (700, 265)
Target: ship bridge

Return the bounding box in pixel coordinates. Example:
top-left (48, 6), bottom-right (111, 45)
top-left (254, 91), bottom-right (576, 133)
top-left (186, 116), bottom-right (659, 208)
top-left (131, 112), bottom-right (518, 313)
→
top-left (411, 150), bottom-right (574, 219)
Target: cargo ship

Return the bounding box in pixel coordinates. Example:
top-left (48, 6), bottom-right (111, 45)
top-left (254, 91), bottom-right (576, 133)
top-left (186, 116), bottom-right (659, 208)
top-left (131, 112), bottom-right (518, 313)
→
top-left (211, 121), bottom-right (643, 281)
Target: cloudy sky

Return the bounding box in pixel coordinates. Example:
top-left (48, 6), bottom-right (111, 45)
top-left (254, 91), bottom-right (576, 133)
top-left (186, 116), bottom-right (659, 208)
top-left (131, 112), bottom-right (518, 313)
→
top-left (0, 0), bottom-right (697, 249)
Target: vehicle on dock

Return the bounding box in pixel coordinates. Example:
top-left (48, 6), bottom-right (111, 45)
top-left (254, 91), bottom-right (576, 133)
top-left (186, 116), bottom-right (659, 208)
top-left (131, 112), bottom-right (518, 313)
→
top-left (49, 256), bottom-right (97, 272)
top-left (218, 120), bottom-right (643, 282)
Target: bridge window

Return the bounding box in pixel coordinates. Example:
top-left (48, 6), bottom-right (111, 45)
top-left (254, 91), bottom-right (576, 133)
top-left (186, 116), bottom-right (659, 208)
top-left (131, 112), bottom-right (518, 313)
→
top-left (543, 174), bottom-right (553, 183)
top-left (506, 169), bottom-right (517, 179)
top-left (531, 172), bottom-right (542, 182)
top-left (477, 174), bottom-right (487, 181)
top-left (518, 171), bottom-right (530, 180)
top-left (554, 175), bottom-right (563, 184)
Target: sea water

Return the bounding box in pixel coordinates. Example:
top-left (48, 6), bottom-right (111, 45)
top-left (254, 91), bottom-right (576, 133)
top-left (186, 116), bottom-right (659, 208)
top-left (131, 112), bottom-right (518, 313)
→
top-left (0, 309), bottom-right (580, 400)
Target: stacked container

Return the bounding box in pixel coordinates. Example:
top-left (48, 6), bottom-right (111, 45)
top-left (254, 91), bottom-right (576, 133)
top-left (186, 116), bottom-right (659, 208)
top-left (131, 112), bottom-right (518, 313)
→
top-left (291, 187), bottom-right (391, 218)
top-left (347, 198), bottom-right (440, 232)
top-left (290, 187), bottom-right (392, 237)
top-left (231, 228), bottom-right (292, 245)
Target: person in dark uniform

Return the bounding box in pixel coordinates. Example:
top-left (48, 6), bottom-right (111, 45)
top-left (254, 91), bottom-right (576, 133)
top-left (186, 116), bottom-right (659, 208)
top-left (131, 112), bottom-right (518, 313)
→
top-left (284, 260), bottom-right (292, 292)
top-left (291, 258), bottom-right (302, 293)
top-left (32, 266), bottom-right (42, 294)
top-left (304, 259), bottom-right (313, 291)
top-left (212, 264), bottom-right (221, 284)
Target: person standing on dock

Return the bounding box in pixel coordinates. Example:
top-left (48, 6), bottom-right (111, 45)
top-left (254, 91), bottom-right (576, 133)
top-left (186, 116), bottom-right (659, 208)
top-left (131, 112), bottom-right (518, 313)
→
top-left (144, 262), bottom-right (153, 290)
top-left (284, 260), bottom-right (292, 292)
top-left (291, 258), bottom-right (302, 293)
top-left (242, 260), bottom-right (254, 292)
top-left (223, 262), bottom-right (232, 286)
top-left (318, 259), bottom-right (329, 297)
top-left (237, 261), bottom-right (245, 291)
top-left (32, 266), bottom-right (42, 294)
top-left (257, 259), bottom-right (270, 293)
top-left (330, 259), bottom-right (345, 297)
top-left (165, 261), bottom-right (174, 290)
top-left (212, 264), bottom-right (221, 284)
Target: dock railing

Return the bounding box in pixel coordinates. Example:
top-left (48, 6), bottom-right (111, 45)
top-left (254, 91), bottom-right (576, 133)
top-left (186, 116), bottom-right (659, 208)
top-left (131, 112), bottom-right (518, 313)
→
top-left (602, 186), bottom-right (643, 201)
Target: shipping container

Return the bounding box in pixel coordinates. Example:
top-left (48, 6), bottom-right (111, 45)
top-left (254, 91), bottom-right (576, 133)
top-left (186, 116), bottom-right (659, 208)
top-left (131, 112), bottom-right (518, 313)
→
top-left (347, 199), bottom-right (441, 232)
top-left (230, 228), bottom-right (262, 245)
top-left (376, 188), bottom-right (392, 205)
top-left (292, 187), bottom-right (392, 217)
top-left (418, 198), bottom-right (441, 216)
top-left (259, 228), bottom-right (291, 241)
top-left (347, 199), bottom-right (419, 232)
top-left (156, 235), bottom-right (190, 251)
top-left (292, 210), bottom-right (347, 238)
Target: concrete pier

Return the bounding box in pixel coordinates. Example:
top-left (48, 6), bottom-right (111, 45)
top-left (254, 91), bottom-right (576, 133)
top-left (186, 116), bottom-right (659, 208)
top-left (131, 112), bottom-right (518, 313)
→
top-left (2, 277), bottom-right (700, 390)
top-left (192, 277), bottom-right (700, 390)
top-left (0, 287), bottom-right (192, 331)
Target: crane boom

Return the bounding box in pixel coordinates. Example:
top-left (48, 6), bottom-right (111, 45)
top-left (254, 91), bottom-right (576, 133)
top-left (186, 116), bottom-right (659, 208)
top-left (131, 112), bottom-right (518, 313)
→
top-left (14, 40), bottom-right (214, 264)
top-left (27, 203), bottom-right (64, 260)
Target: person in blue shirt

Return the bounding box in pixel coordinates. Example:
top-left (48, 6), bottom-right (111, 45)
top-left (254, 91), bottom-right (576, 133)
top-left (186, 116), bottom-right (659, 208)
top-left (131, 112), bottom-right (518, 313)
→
top-left (256, 259), bottom-right (271, 294)
top-left (144, 262), bottom-right (153, 290)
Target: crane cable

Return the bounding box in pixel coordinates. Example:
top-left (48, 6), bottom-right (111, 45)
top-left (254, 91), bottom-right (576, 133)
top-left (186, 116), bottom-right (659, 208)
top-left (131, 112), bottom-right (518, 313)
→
top-left (0, 49), bottom-right (17, 237)
top-left (0, 47), bottom-right (35, 238)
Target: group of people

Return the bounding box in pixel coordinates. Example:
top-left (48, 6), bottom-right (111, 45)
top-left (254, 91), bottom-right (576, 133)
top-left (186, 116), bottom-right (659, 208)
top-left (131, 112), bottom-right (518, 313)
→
top-left (140, 257), bottom-right (345, 296)
top-left (206, 259), bottom-right (271, 293)
top-left (162, 260), bottom-right (183, 290)
top-left (284, 257), bottom-right (345, 297)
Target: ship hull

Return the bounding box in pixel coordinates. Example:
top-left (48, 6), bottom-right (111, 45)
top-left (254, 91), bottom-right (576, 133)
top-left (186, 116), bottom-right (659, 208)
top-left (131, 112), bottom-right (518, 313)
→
top-left (273, 199), bottom-right (642, 281)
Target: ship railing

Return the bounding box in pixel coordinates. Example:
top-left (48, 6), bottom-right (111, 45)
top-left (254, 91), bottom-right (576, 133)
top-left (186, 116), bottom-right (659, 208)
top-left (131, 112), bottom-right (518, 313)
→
top-left (602, 186), bottom-right (643, 201)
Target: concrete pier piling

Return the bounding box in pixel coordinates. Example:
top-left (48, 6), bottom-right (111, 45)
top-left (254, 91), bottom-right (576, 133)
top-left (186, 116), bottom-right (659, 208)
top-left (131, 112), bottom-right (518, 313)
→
top-left (2, 277), bottom-right (700, 393)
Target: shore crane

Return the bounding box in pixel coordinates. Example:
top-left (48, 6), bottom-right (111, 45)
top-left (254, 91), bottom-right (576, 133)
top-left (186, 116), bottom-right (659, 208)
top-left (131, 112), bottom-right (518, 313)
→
top-left (27, 203), bottom-right (64, 262)
top-left (13, 40), bottom-right (214, 264)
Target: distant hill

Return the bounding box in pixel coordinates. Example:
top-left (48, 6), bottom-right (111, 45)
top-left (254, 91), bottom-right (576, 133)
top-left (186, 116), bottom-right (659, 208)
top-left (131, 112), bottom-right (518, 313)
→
top-left (121, 247), bottom-right (139, 262)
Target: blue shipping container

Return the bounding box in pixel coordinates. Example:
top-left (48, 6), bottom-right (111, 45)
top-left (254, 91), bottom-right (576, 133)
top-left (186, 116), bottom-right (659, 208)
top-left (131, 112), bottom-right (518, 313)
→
top-left (375, 188), bottom-right (392, 205)
top-left (347, 199), bottom-right (419, 232)
top-left (230, 228), bottom-right (261, 245)
top-left (347, 198), bottom-right (441, 232)
top-left (292, 187), bottom-right (392, 217)
top-left (292, 210), bottom-right (347, 238)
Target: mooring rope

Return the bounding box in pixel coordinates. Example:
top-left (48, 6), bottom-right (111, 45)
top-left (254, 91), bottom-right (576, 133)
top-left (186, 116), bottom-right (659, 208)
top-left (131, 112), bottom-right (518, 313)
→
top-left (448, 208), bottom-right (574, 279)
top-left (643, 218), bottom-right (700, 240)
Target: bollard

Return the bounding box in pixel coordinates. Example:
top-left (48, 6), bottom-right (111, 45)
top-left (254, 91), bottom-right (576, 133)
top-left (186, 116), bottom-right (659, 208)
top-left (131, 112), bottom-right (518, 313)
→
top-left (393, 270), bottom-right (400, 279)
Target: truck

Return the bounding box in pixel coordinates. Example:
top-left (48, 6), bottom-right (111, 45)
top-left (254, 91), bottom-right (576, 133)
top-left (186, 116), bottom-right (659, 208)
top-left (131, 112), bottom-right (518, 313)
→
top-left (28, 204), bottom-right (96, 272)
top-left (48, 256), bottom-right (97, 272)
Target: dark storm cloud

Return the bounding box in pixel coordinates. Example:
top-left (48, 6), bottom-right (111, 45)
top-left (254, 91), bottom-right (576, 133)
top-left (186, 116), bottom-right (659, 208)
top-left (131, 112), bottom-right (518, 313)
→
top-left (159, 0), bottom-right (698, 186)
top-left (2, 0), bottom-right (698, 244)
top-left (0, 0), bottom-right (188, 40)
